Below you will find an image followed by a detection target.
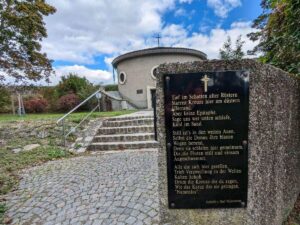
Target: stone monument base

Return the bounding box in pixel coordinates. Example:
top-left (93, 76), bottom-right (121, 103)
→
top-left (156, 59), bottom-right (300, 225)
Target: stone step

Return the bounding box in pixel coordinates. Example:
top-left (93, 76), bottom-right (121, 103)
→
top-left (107, 116), bottom-right (153, 122)
top-left (102, 118), bottom-right (154, 127)
top-left (98, 125), bottom-right (154, 135)
top-left (88, 140), bottom-right (158, 151)
top-left (93, 133), bottom-right (155, 142)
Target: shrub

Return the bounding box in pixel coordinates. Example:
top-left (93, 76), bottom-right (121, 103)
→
top-left (39, 86), bottom-right (59, 112)
top-left (0, 87), bottom-right (11, 113)
top-left (57, 73), bottom-right (95, 97)
top-left (104, 84), bottom-right (118, 92)
top-left (56, 74), bottom-right (98, 111)
top-left (47, 148), bottom-right (67, 158)
top-left (57, 93), bottom-right (80, 112)
top-left (24, 98), bottom-right (48, 113)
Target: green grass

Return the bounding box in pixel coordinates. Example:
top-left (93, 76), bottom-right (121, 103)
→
top-left (0, 110), bottom-right (137, 123)
top-left (0, 203), bottom-right (6, 221)
top-left (0, 203), bottom-right (5, 224)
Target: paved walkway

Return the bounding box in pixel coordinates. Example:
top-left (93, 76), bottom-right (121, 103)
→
top-left (4, 150), bottom-right (159, 225)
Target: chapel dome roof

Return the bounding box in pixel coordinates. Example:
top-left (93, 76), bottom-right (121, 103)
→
top-left (112, 47), bottom-right (207, 67)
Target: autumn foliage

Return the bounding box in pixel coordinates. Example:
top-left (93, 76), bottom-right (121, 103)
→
top-left (24, 98), bottom-right (48, 113)
top-left (57, 93), bottom-right (80, 112)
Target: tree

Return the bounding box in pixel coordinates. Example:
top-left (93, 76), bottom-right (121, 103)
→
top-left (248, 0), bottom-right (300, 76)
top-left (0, 0), bottom-right (56, 83)
top-left (56, 73), bottom-right (98, 110)
top-left (219, 35), bottom-right (245, 60)
top-left (56, 73), bottom-right (96, 97)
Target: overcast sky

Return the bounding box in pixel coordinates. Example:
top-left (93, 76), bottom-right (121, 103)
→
top-left (38, 0), bottom-right (262, 85)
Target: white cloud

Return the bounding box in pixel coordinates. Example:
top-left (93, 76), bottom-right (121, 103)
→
top-left (43, 20), bottom-right (256, 86)
top-left (51, 65), bottom-right (112, 85)
top-left (1, 0), bottom-right (260, 87)
top-left (43, 0), bottom-right (246, 66)
top-left (207, 0), bottom-right (241, 18)
top-left (161, 21), bottom-right (258, 59)
top-left (43, 0), bottom-right (176, 64)
top-left (174, 8), bottom-right (187, 17)
top-left (1, 65), bottom-right (112, 86)
top-left (162, 24), bottom-right (188, 38)
top-left (38, 0), bottom-right (257, 87)
top-left (178, 0), bottom-right (193, 3)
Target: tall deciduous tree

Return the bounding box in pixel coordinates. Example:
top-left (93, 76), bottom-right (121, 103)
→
top-left (0, 0), bottom-right (56, 83)
top-left (219, 35), bottom-right (245, 60)
top-left (248, 0), bottom-right (300, 76)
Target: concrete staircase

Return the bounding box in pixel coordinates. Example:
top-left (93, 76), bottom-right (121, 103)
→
top-left (88, 113), bottom-right (158, 151)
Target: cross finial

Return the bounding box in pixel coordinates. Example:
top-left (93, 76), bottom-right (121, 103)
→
top-left (201, 75), bottom-right (211, 92)
top-left (154, 33), bottom-right (161, 47)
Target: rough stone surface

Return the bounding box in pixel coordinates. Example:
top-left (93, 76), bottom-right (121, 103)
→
top-left (4, 150), bottom-right (159, 225)
top-left (156, 59), bottom-right (300, 225)
top-left (88, 111), bottom-right (158, 151)
top-left (0, 121), bottom-right (60, 140)
top-left (69, 118), bottom-right (104, 153)
top-left (23, 144), bottom-right (41, 151)
top-left (0, 119), bottom-right (93, 150)
top-left (11, 148), bottom-right (22, 153)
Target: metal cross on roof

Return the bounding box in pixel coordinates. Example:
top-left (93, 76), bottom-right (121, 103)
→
top-left (154, 33), bottom-right (161, 47)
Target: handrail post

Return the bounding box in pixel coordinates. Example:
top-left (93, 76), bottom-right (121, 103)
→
top-left (97, 97), bottom-right (101, 112)
top-left (62, 119), bottom-right (66, 147)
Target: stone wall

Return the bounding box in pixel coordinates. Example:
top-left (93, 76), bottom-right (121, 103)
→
top-left (156, 59), bottom-right (300, 225)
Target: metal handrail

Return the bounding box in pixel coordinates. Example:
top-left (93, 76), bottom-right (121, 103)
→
top-left (57, 89), bottom-right (101, 124)
top-left (64, 104), bottom-right (99, 138)
top-left (56, 88), bottom-right (130, 146)
top-left (100, 90), bottom-right (124, 101)
top-left (56, 89), bottom-right (103, 146)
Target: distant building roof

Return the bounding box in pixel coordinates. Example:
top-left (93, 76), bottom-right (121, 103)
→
top-left (112, 47), bottom-right (207, 67)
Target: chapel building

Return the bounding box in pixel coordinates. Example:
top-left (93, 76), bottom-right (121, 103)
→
top-left (112, 47), bottom-right (207, 109)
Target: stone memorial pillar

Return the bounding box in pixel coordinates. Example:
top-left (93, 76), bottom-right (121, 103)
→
top-left (156, 59), bottom-right (300, 225)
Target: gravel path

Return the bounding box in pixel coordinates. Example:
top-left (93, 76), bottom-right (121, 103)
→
top-left (4, 150), bottom-right (159, 225)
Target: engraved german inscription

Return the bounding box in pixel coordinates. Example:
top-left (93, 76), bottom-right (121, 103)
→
top-left (164, 71), bottom-right (249, 209)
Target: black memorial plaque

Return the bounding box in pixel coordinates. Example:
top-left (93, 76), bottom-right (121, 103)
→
top-left (164, 71), bottom-right (249, 209)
